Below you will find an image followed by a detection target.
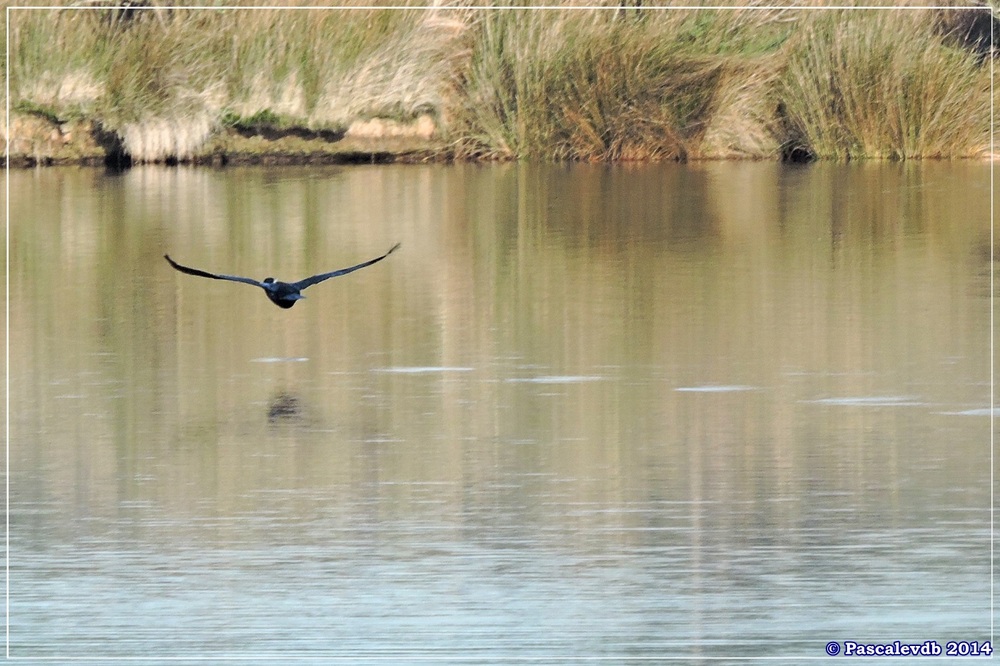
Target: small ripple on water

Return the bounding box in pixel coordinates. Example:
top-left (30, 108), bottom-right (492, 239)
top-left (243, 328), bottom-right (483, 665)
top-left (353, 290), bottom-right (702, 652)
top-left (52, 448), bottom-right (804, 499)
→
top-left (675, 385), bottom-right (758, 393)
top-left (372, 366), bottom-right (475, 374)
top-left (803, 395), bottom-right (925, 407)
top-left (250, 357), bottom-right (309, 363)
top-left (937, 407), bottom-right (1000, 416)
top-left (506, 376), bottom-right (604, 384)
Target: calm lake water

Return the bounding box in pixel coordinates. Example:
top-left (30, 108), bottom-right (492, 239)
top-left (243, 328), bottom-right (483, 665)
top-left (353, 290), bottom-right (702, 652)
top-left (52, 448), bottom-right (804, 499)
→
top-left (8, 162), bottom-right (994, 663)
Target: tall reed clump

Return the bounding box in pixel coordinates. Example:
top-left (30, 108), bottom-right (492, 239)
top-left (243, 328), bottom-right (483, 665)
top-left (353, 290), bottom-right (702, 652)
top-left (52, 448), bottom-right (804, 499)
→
top-left (780, 8), bottom-right (991, 160)
top-left (450, 7), bottom-right (791, 161)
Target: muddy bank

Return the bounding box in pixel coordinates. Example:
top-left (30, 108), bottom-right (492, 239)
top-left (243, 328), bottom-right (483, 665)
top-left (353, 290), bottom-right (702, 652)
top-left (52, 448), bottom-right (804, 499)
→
top-left (5, 112), bottom-right (447, 168)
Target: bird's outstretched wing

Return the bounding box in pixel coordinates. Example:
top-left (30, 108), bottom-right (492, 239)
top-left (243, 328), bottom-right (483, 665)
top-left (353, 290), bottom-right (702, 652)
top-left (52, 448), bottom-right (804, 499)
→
top-left (164, 255), bottom-right (264, 288)
top-left (291, 243), bottom-right (401, 291)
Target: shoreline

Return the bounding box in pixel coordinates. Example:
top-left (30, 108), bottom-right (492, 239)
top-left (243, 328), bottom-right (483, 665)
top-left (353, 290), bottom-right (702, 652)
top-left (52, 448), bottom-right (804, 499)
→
top-left (8, 110), bottom-right (994, 169)
top-left (5, 112), bottom-right (448, 168)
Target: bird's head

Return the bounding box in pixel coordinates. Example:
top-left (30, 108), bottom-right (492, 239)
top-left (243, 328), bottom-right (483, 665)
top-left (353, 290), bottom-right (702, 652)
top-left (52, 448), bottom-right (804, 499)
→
top-left (263, 277), bottom-right (275, 284)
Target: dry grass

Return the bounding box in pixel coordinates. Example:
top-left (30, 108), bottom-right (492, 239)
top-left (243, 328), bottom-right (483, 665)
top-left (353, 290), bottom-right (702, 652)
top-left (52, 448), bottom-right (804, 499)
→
top-left (780, 8), bottom-right (991, 160)
top-left (5, 2), bottom-right (994, 162)
top-left (9, 1), bottom-right (465, 161)
top-left (450, 7), bottom-right (791, 161)
top-left (118, 114), bottom-right (213, 162)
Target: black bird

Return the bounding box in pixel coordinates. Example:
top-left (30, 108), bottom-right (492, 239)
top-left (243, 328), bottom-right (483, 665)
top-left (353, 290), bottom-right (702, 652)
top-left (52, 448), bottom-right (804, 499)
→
top-left (164, 243), bottom-right (400, 309)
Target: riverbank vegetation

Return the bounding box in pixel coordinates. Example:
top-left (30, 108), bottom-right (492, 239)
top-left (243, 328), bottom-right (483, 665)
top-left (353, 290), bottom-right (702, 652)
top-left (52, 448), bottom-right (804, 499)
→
top-left (5, 2), bottom-right (996, 164)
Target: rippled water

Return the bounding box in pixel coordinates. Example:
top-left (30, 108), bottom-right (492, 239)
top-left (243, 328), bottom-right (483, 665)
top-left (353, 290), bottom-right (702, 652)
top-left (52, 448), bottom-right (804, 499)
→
top-left (8, 162), bottom-right (993, 662)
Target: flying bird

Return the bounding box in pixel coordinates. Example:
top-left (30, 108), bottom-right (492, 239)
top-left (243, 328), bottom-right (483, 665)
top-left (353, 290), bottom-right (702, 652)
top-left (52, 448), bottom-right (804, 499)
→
top-left (164, 243), bottom-right (400, 309)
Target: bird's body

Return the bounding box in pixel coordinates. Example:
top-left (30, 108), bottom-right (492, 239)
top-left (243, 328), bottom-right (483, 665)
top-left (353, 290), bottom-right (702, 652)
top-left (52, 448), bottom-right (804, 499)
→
top-left (164, 243), bottom-right (400, 308)
top-left (259, 278), bottom-right (306, 309)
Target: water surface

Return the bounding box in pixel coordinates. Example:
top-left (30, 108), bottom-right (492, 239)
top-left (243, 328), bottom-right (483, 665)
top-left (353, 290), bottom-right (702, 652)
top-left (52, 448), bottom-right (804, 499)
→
top-left (9, 161), bottom-right (993, 662)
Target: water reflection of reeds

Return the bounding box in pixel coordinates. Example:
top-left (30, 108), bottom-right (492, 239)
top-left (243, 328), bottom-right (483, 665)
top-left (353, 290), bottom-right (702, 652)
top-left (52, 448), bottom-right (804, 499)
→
top-left (10, 162), bottom-right (991, 549)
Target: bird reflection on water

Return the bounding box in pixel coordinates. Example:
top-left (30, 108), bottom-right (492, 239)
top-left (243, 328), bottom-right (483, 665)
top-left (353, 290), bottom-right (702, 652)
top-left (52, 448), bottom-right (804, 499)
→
top-left (267, 391), bottom-right (303, 424)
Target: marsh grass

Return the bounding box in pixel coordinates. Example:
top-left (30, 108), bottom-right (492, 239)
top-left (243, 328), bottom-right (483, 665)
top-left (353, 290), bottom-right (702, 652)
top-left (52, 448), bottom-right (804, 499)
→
top-left (452, 8), bottom-right (792, 160)
top-left (781, 9), bottom-right (991, 160)
top-left (9, 1), bottom-right (464, 160)
top-left (5, 2), bottom-right (995, 162)
top-left (205, 6), bottom-right (463, 127)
